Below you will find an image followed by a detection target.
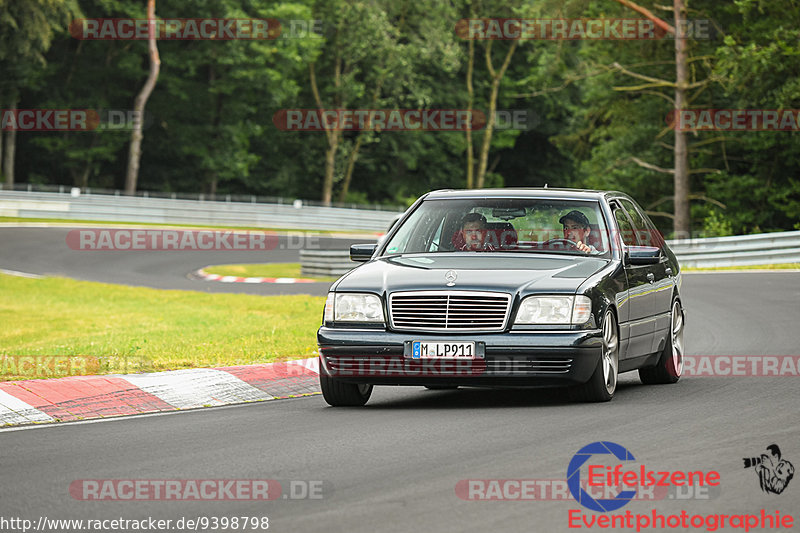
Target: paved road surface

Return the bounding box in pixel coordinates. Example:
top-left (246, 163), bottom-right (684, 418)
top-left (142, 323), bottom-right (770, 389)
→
top-left (0, 227), bottom-right (375, 295)
top-left (1, 265), bottom-right (798, 532)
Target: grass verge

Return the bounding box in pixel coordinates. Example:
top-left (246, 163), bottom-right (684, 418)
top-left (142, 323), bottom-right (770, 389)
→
top-left (0, 273), bottom-right (324, 380)
top-left (202, 263), bottom-right (337, 281)
top-left (683, 263), bottom-right (800, 271)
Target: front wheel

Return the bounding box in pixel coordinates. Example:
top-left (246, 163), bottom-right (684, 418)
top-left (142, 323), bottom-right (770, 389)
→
top-left (639, 299), bottom-right (684, 384)
top-left (570, 309), bottom-right (619, 402)
top-left (320, 374), bottom-right (373, 406)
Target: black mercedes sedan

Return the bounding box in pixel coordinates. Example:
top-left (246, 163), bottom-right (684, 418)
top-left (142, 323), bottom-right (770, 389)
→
top-left (317, 188), bottom-right (685, 405)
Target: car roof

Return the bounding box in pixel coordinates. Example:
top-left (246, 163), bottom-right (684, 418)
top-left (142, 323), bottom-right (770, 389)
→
top-left (424, 188), bottom-right (624, 201)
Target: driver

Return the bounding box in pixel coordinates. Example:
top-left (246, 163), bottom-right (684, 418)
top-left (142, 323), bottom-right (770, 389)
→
top-left (559, 210), bottom-right (598, 254)
top-left (458, 213), bottom-right (494, 251)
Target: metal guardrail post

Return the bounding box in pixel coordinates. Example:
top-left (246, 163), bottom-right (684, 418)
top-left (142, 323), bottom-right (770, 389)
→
top-left (300, 250), bottom-right (357, 277)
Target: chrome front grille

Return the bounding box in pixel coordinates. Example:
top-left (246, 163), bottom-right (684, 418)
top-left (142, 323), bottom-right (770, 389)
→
top-left (389, 291), bottom-right (511, 332)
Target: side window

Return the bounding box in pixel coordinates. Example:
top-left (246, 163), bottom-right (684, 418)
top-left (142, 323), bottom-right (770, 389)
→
top-left (613, 204), bottom-right (637, 247)
top-left (620, 199), bottom-right (656, 247)
top-left (388, 211), bottom-right (436, 253)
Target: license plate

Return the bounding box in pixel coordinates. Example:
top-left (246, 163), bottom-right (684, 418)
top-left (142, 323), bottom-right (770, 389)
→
top-left (411, 341), bottom-right (475, 359)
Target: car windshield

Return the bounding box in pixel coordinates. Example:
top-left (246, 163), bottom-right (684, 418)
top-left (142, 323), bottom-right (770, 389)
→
top-left (382, 198), bottom-right (611, 257)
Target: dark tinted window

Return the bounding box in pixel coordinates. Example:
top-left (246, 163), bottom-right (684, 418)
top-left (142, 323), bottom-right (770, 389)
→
top-left (613, 205), bottom-right (637, 246)
top-left (620, 199), bottom-right (661, 247)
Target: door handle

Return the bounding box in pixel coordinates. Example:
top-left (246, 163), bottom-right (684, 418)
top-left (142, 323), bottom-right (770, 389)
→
top-left (647, 273), bottom-right (655, 283)
top-left (665, 268), bottom-right (673, 276)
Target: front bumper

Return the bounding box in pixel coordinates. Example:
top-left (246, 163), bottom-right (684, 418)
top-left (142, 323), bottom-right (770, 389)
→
top-left (317, 327), bottom-right (603, 388)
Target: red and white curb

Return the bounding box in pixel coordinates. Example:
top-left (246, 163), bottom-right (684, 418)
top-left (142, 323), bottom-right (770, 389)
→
top-left (193, 267), bottom-right (319, 284)
top-left (0, 357), bottom-right (320, 427)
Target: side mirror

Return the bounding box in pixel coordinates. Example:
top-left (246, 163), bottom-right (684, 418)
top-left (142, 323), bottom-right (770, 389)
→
top-left (627, 246), bottom-right (661, 265)
top-left (350, 243), bottom-right (377, 262)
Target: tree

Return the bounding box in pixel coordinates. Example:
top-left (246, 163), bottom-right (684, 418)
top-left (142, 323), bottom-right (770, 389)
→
top-left (611, 0), bottom-right (693, 235)
top-left (459, 0), bottom-right (528, 189)
top-left (0, 0), bottom-right (81, 185)
top-left (705, 0), bottom-right (800, 233)
top-left (308, 0), bottom-right (460, 204)
top-left (475, 39), bottom-right (519, 188)
top-left (5, 0), bottom-right (800, 234)
top-left (124, 0), bottom-right (160, 195)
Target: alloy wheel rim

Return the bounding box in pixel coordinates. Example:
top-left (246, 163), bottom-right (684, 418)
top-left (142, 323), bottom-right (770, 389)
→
top-left (671, 302), bottom-right (684, 376)
top-left (602, 312), bottom-right (618, 394)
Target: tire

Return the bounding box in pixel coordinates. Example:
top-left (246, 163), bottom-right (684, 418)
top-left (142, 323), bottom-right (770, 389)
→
top-left (639, 298), bottom-right (684, 384)
top-left (570, 309), bottom-right (619, 402)
top-left (320, 374), bottom-right (373, 406)
top-left (424, 385), bottom-right (459, 390)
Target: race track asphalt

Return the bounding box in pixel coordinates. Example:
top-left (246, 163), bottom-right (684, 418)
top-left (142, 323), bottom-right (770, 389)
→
top-left (0, 226), bottom-right (373, 295)
top-left (1, 226), bottom-right (799, 532)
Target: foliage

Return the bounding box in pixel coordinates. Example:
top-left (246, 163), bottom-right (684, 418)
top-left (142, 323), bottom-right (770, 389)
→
top-left (5, 0), bottom-right (800, 232)
top-left (701, 208), bottom-right (733, 237)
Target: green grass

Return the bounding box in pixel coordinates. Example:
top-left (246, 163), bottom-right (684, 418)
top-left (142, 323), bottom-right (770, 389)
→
top-left (203, 263), bottom-right (337, 281)
top-left (0, 215), bottom-right (379, 235)
top-left (0, 273), bottom-right (324, 379)
top-left (683, 263), bottom-right (800, 271)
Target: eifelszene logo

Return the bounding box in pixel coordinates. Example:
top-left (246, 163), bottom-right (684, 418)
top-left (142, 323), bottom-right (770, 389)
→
top-left (566, 441), bottom-right (721, 512)
top-left (567, 441), bottom-right (637, 512)
top-left (743, 444), bottom-right (794, 495)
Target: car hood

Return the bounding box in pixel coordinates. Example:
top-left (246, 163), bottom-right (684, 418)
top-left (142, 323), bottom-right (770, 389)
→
top-left (332, 253), bottom-right (608, 295)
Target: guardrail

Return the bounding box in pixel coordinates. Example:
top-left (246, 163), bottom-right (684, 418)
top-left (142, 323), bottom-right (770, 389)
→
top-left (2, 188), bottom-right (797, 270)
top-left (666, 231), bottom-right (800, 268)
top-left (299, 231), bottom-right (800, 276)
top-left (0, 183), bottom-right (404, 212)
top-left (300, 250), bottom-right (362, 277)
top-left (0, 189), bottom-right (402, 232)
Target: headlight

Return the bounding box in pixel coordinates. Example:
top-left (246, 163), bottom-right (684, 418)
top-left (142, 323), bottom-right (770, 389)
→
top-left (515, 295), bottom-right (592, 325)
top-left (331, 293), bottom-right (385, 323)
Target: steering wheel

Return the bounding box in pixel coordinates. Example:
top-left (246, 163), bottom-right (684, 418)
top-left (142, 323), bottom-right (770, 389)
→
top-left (460, 242), bottom-right (496, 252)
top-left (542, 238), bottom-right (578, 249)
